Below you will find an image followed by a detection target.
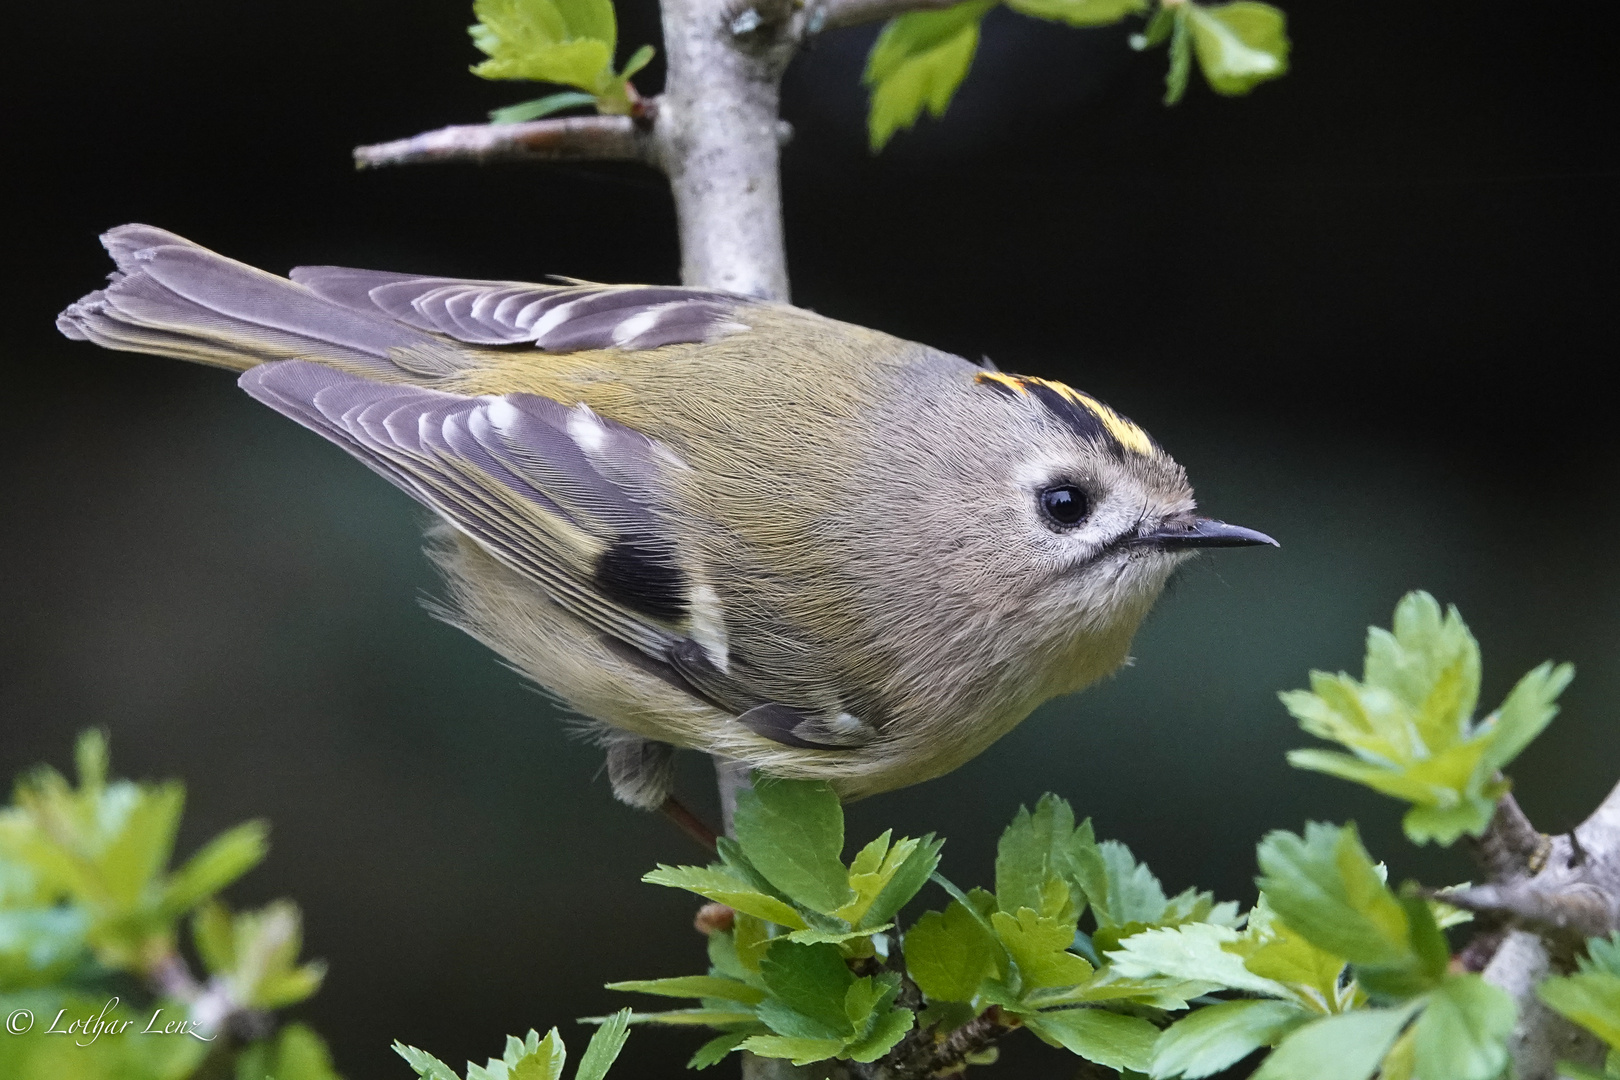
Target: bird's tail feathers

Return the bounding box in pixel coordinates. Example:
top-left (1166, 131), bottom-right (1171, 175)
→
top-left (57, 225), bottom-right (450, 377)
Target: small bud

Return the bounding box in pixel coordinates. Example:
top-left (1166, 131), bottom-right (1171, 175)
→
top-left (694, 902), bottom-right (735, 935)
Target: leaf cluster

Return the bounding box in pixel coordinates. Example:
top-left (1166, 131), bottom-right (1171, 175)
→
top-left (1537, 932), bottom-right (1620, 1079)
top-left (620, 777), bottom-right (940, 1067)
top-left (864, 0), bottom-right (1290, 150)
top-left (469, 0), bottom-right (654, 120)
top-left (0, 731), bottom-right (339, 1080)
top-left (1284, 590), bottom-right (1574, 844)
top-left (395, 1011), bottom-right (632, 1080)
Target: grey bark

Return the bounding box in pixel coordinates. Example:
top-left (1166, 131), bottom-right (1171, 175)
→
top-left (1451, 783), bottom-right (1620, 1080)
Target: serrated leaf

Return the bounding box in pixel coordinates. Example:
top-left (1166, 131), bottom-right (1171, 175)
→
top-left (733, 779), bottom-right (853, 915)
top-left (996, 796), bottom-right (1091, 918)
top-left (1004, 0), bottom-right (1144, 29)
top-left (1107, 923), bottom-right (1287, 998)
top-left (739, 1036), bottom-right (846, 1064)
top-left (846, 1005), bottom-right (914, 1062)
top-left (992, 907), bottom-right (1094, 991)
top-left (99, 781), bottom-right (184, 907)
top-left (576, 1009), bottom-right (631, 1080)
top-left (1224, 894), bottom-right (1349, 1013)
top-left (1026, 1008), bottom-right (1160, 1071)
top-left (642, 865), bottom-right (807, 929)
top-left (1150, 998), bottom-right (1308, 1079)
top-left (1411, 975), bottom-right (1514, 1080)
top-left (1282, 593), bottom-right (1562, 848)
top-left (1483, 661), bottom-right (1574, 770)
top-left (1255, 822), bottom-right (1411, 969)
top-left (758, 940), bottom-right (856, 1038)
top-left (1249, 1002), bottom-right (1421, 1080)
top-left (1085, 840), bottom-right (1169, 932)
top-left (904, 898), bottom-right (1001, 1002)
top-left (395, 1041), bottom-right (462, 1080)
top-left (161, 819), bottom-right (268, 915)
top-left (1539, 970), bottom-right (1620, 1049)
top-left (862, 0), bottom-right (996, 151)
top-left (687, 1031), bottom-right (750, 1069)
top-left (859, 833), bottom-right (943, 929)
top-left (606, 976), bottom-right (765, 1005)
top-left (470, 0), bottom-right (617, 92)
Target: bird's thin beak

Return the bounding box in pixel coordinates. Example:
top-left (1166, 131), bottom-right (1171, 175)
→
top-left (1137, 516), bottom-right (1279, 550)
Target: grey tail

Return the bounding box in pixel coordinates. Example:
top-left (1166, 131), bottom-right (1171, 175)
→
top-left (56, 224), bottom-right (454, 377)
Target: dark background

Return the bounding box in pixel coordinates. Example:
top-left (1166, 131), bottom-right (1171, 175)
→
top-left (4, 0), bottom-right (1618, 1075)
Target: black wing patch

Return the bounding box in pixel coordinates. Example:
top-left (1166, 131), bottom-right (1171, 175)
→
top-left (291, 266), bottom-right (752, 352)
top-left (240, 359), bottom-right (687, 655)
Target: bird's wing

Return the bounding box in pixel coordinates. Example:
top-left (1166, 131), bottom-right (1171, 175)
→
top-left (242, 359), bottom-right (707, 660)
top-left (290, 265), bottom-right (750, 351)
top-left (60, 225), bottom-right (757, 378)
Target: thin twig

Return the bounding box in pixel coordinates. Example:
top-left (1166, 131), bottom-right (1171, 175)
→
top-left (354, 115), bottom-right (658, 170)
top-left (808, 0), bottom-right (967, 30)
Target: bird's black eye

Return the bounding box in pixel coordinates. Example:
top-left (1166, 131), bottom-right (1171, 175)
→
top-left (1039, 484), bottom-right (1089, 527)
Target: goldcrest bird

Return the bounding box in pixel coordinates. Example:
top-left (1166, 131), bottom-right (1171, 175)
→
top-left (58, 224), bottom-right (1275, 814)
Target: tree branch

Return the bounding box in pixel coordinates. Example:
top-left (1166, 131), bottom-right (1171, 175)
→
top-left (353, 115), bottom-right (657, 170)
top-left (1457, 781), bottom-right (1620, 1080)
top-left (1471, 791), bottom-right (1552, 882)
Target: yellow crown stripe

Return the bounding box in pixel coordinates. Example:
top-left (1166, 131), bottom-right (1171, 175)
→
top-left (1030, 378), bottom-right (1157, 457)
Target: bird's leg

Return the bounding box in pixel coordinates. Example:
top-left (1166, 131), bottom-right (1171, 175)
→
top-left (660, 795), bottom-right (719, 852)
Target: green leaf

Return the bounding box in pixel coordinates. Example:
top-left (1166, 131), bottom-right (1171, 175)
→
top-left (161, 819), bottom-right (268, 915)
top-left (469, 0), bottom-right (618, 92)
top-left (859, 833), bottom-right (944, 929)
top-left (846, 1004), bottom-right (915, 1062)
top-left (238, 1023), bottom-right (342, 1080)
top-left (733, 779), bottom-right (853, 915)
top-left (489, 91), bottom-right (599, 123)
top-left (1084, 839), bottom-right (1170, 934)
top-left (1582, 933), bottom-right (1620, 978)
top-left (1164, 10), bottom-right (1192, 105)
top-left (1151, 999), bottom-right (1308, 1079)
top-left (904, 898), bottom-right (1001, 1002)
top-left (576, 1009), bottom-right (632, 1080)
top-left (862, 0), bottom-right (996, 152)
top-left (612, 1008), bottom-right (759, 1026)
top-left (1254, 822), bottom-right (1410, 969)
top-left (606, 976), bottom-right (765, 1005)
top-left (687, 1031), bottom-right (751, 1069)
top-left (738, 1036), bottom-right (846, 1064)
top-left (395, 1041), bottom-right (462, 1080)
top-left (1249, 1003), bottom-right (1421, 1080)
top-left (1004, 0), bottom-right (1144, 29)
top-left (1483, 661), bottom-right (1574, 770)
top-left (619, 43), bottom-right (654, 79)
top-left (99, 780), bottom-right (184, 907)
top-left (758, 940), bottom-right (856, 1039)
top-left (1224, 894), bottom-right (1349, 1012)
top-left (642, 865), bottom-right (807, 929)
top-left (992, 907), bottom-right (1094, 991)
top-left (506, 1029), bottom-right (567, 1080)
top-left (996, 795), bottom-right (1091, 918)
top-left (1282, 593), bottom-right (1562, 847)
top-left (1026, 1008), bottom-right (1160, 1072)
top-left (1106, 922), bottom-right (1287, 998)
top-left (1539, 970), bottom-right (1620, 1049)
top-left (1411, 975), bottom-right (1514, 1080)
